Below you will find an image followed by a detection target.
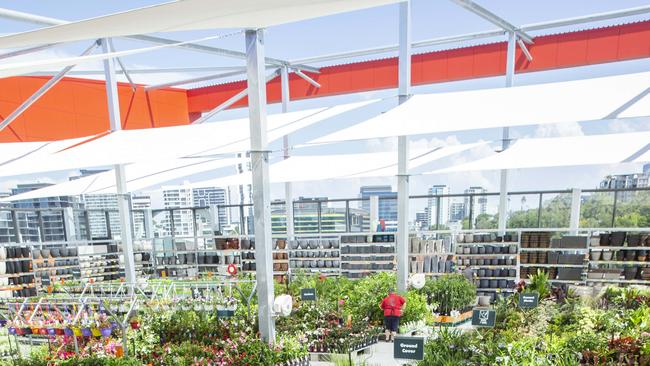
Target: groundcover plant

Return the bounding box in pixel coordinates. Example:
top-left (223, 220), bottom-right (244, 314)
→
top-left (418, 274), bottom-right (650, 366)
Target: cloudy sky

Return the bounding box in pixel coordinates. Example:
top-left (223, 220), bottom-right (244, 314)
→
top-left (0, 1), bottom-right (649, 214)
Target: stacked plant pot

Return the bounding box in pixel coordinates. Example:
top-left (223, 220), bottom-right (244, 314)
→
top-left (456, 233), bottom-right (518, 302)
top-left (273, 239), bottom-right (289, 284)
top-left (408, 236), bottom-right (453, 274)
top-left (340, 234), bottom-right (395, 279)
top-left (196, 237), bottom-right (243, 276)
top-left (0, 245), bottom-right (36, 298)
top-left (520, 232), bottom-right (587, 282)
top-left (588, 231), bottom-right (650, 283)
top-left (32, 244), bottom-right (80, 284)
top-left (240, 238), bottom-right (256, 273)
top-left (78, 242), bottom-right (123, 282)
top-left (289, 238), bottom-right (340, 276)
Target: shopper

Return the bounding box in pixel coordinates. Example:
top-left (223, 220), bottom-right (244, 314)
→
top-left (380, 289), bottom-right (406, 342)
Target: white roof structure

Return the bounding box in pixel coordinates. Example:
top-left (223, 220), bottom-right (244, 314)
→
top-left (0, 0), bottom-right (401, 49)
top-left (0, 157), bottom-right (243, 202)
top-left (0, 100), bottom-right (375, 177)
top-left (429, 131), bottom-right (650, 174)
top-left (311, 71), bottom-right (650, 144)
top-left (189, 142), bottom-right (484, 187)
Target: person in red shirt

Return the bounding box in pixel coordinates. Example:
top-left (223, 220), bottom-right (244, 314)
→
top-left (380, 289), bottom-right (406, 342)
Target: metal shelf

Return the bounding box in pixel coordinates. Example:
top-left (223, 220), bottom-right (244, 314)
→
top-left (520, 247), bottom-right (588, 252)
top-left (590, 261), bottom-right (649, 265)
top-left (457, 242), bottom-right (518, 246)
top-left (456, 253), bottom-right (517, 257)
top-left (586, 279), bottom-right (650, 284)
top-left (521, 264), bottom-right (585, 268)
top-left (590, 246), bottom-right (649, 250)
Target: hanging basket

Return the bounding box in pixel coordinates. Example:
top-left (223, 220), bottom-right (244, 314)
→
top-left (100, 327), bottom-right (112, 338)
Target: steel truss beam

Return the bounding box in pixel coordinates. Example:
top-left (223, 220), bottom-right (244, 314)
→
top-left (26, 66), bottom-right (246, 76)
top-left (0, 8), bottom-right (319, 74)
top-left (450, 0), bottom-right (533, 43)
top-left (288, 5), bottom-right (650, 66)
top-left (192, 69), bottom-right (281, 124)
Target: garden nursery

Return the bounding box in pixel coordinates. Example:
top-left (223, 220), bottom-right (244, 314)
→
top-left (0, 266), bottom-right (648, 366)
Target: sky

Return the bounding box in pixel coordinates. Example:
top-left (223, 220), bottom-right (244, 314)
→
top-left (0, 1), bottom-right (649, 213)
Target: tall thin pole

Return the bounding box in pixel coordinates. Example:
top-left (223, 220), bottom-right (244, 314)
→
top-left (396, 0), bottom-right (411, 294)
top-left (497, 31), bottom-right (516, 234)
top-left (102, 38), bottom-right (136, 285)
top-left (280, 66), bottom-right (294, 240)
top-left (246, 29), bottom-right (275, 342)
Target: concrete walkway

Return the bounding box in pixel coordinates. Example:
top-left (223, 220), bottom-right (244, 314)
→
top-left (311, 341), bottom-right (416, 366)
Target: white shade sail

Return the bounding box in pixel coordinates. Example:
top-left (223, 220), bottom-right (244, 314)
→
top-left (311, 72), bottom-right (650, 144)
top-left (0, 100), bottom-right (375, 177)
top-left (0, 135), bottom-right (98, 171)
top-left (0, 33), bottom-right (233, 79)
top-left (0, 0), bottom-right (401, 50)
top-left (189, 142), bottom-right (485, 188)
top-left (429, 132), bottom-right (650, 174)
top-left (0, 157), bottom-right (243, 202)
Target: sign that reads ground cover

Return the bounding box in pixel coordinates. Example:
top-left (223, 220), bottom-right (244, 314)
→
top-left (300, 288), bottom-right (316, 301)
top-left (519, 293), bottom-right (539, 309)
top-left (471, 308), bottom-right (496, 328)
top-left (393, 337), bottom-right (424, 360)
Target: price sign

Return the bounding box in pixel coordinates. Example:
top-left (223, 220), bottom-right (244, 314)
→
top-left (300, 288), bottom-right (316, 301)
top-left (41, 276), bottom-right (51, 286)
top-left (72, 268), bottom-right (81, 280)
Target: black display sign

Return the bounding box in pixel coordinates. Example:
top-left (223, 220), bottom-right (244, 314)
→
top-left (300, 288), bottom-right (316, 301)
top-left (72, 268), bottom-right (81, 280)
top-left (216, 309), bottom-right (235, 318)
top-left (41, 276), bottom-right (51, 286)
top-left (393, 336), bottom-right (424, 360)
top-left (471, 308), bottom-right (496, 328)
top-left (519, 293), bottom-right (539, 309)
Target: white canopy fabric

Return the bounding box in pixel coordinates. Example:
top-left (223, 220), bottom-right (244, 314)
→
top-left (429, 132), bottom-right (650, 174)
top-left (0, 0), bottom-right (400, 50)
top-left (189, 142), bottom-right (485, 188)
top-left (0, 33), bottom-right (234, 79)
top-left (0, 157), bottom-right (243, 202)
top-left (311, 72), bottom-right (650, 144)
top-left (0, 135), bottom-right (98, 171)
top-left (0, 100), bottom-right (375, 177)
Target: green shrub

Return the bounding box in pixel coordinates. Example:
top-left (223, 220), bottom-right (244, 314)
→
top-left (419, 274), bottom-right (476, 315)
top-left (401, 291), bottom-right (429, 324)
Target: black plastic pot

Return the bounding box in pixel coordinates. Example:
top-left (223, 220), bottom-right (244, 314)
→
top-left (599, 233), bottom-right (610, 246)
top-left (610, 232), bottom-right (626, 247)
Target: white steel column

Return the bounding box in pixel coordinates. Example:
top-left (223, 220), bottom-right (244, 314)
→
top-left (102, 38), bottom-right (136, 284)
top-left (497, 31), bottom-right (516, 234)
top-left (281, 66), bottom-right (294, 240)
top-left (396, 0), bottom-right (411, 294)
top-left (569, 188), bottom-right (582, 234)
top-left (246, 29), bottom-right (275, 342)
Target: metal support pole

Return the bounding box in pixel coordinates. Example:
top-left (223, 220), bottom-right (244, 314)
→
top-left (497, 31), bottom-right (516, 234)
top-left (11, 211), bottom-right (22, 243)
top-left (345, 200), bottom-right (351, 233)
top-left (102, 38), bottom-right (136, 285)
top-left (537, 193), bottom-right (543, 228)
top-left (245, 29), bottom-right (275, 342)
top-left (280, 66), bottom-right (294, 241)
top-left (569, 189), bottom-right (581, 234)
top-left (396, 0), bottom-right (411, 294)
top-left (611, 190), bottom-right (619, 228)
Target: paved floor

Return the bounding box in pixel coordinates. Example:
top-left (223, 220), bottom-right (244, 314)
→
top-left (311, 342), bottom-right (415, 366)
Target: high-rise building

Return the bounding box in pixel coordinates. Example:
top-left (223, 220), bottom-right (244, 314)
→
top-left (599, 163), bottom-right (650, 201)
top-left (359, 185), bottom-right (397, 230)
top-left (426, 185), bottom-right (450, 229)
top-left (415, 212), bottom-right (428, 230)
top-left (449, 202), bottom-right (466, 222)
top-left (71, 170), bottom-right (120, 239)
top-left (131, 195), bottom-right (151, 238)
top-left (10, 183), bottom-right (82, 242)
top-left (192, 187), bottom-right (229, 227)
top-left (161, 185), bottom-right (194, 237)
top-left (464, 186), bottom-right (488, 218)
top-left (271, 197), bottom-right (365, 234)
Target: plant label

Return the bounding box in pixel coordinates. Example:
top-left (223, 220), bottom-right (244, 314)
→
top-left (41, 276), bottom-right (51, 286)
top-left (471, 308), bottom-right (496, 328)
top-left (72, 268), bottom-right (81, 280)
top-left (519, 293), bottom-right (539, 309)
top-left (217, 309), bottom-right (234, 318)
top-left (300, 288), bottom-right (316, 301)
top-left (393, 336), bottom-right (424, 360)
